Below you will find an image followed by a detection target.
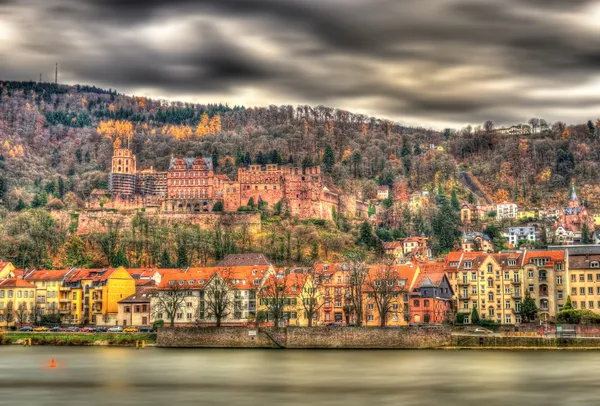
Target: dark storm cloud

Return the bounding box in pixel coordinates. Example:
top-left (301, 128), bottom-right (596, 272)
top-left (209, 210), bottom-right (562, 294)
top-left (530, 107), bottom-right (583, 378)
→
top-left (2, 0), bottom-right (600, 127)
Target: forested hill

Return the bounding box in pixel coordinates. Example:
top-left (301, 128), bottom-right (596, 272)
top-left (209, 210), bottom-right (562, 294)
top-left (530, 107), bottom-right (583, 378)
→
top-left (0, 79), bottom-right (599, 210)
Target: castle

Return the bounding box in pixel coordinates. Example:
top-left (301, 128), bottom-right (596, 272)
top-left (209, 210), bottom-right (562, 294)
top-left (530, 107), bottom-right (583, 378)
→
top-left (106, 143), bottom-right (340, 220)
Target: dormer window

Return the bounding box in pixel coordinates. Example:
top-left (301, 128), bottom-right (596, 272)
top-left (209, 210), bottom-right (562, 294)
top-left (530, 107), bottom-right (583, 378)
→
top-left (508, 259), bottom-right (517, 266)
top-left (591, 262), bottom-right (600, 269)
top-left (179, 280), bottom-right (185, 285)
top-left (188, 280), bottom-right (195, 285)
top-left (252, 270), bottom-right (257, 275)
top-left (464, 261), bottom-right (473, 269)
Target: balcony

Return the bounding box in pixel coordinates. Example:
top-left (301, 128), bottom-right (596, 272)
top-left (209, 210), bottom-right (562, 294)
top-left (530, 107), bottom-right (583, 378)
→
top-left (36, 298), bottom-right (46, 303)
top-left (512, 292), bottom-right (522, 299)
top-left (539, 276), bottom-right (548, 282)
top-left (511, 279), bottom-right (521, 284)
top-left (459, 294), bottom-right (470, 300)
top-left (539, 291), bottom-right (549, 297)
top-left (457, 308), bottom-right (471, 314)
top-left (458, 280), bottom-right (470, 286)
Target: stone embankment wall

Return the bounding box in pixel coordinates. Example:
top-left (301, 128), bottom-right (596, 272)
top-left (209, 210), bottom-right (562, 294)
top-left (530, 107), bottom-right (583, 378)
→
top-left (76, 211), bottom-right (261, 235)
top-left (451, 335), bottom-right (600, 348)
top-left (157, 327), bottom-right (452, 349)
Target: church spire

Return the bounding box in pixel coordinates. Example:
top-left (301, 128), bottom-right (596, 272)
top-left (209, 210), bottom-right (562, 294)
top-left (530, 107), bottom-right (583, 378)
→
top-left (570, 182), bottom-right (578, 202)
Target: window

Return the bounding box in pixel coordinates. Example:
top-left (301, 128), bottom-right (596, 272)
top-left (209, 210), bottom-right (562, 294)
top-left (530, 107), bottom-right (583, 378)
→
top-left (589, 287), bottom-right (594, 295)
top-left (72, 292), bottom-right (76, 300)
top-left (572, 287), bottom-right (577, 295)
top-left (590, 302), bottom-right (595, 309)
top-left (508, 259), bottom-right (517, 266)
top-left (505, 300), bottom-right (511, 309)
top-left (472, 286), bottom-right (477, 294)
top-left (488, 293), bottom-right (494, 301)
top-left (557, 290), bottom-right (563, 300)
top-left (528, 270), bottom-right (534, 278)
top-left (557, 276), bottom-right (562, 285)
top-left (515, 316), bottom-right (521, 323)
top-left (17, 291), bottom-right (22, 298)
top-left (368, 303), bottom-right (374, 310)
top-left (488, 307), bottom-right (495, 316)
top-left (464, 261), bottom-right (473, 269)
top-left (580, 274), bottom-right (585, 282)
top-left (591, 262), bottom-right (600, 268)
top-left (528, 284), bottom-right (534, 293)
top-left (571, 274), bottom-right (576, 282)
top-left (487, 279), bottom-right (493, 287)
top-left (176, 313), bottom-right (183, 319)
top-left (588, 274), bottom-right (594, 282)
top-left (471, 272), bottom-right (476, 280)
top-left (187, 302), bottom-right (192, 308)
top-left (504, 272), bottom-right (510, 280)
top-left (581, 302), bottom-right (586, 309)
top-left (573, 302), bottom-right (578, 309)
top-left (413, 300), bottom-right (420, 307)
top-left (580, 287), bottom-right (585, 295)
top-left (505, 315), bottom-right (512, 324)
top-left (0, 291), bottom-right (3, 298)
top-left (368, 315), bottom-right (374, 321)
top-left (424, 300), bottom-right (430, 307)
top-left (487, 264), bottom-right (493, 273)
top-left (187, 313), bottom-right (193, 319)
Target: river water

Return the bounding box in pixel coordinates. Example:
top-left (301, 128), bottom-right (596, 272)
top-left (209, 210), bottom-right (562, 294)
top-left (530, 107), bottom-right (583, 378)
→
top-left (1, 347), bottom-right (599, 406)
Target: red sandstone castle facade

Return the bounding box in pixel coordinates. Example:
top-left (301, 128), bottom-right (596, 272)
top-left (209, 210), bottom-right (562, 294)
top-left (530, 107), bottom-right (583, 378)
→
top-left (107, 146), bottom-right (339, 219)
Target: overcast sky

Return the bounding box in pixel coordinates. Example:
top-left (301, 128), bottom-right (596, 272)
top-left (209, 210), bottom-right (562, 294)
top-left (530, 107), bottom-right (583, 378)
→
top-left (1, 0), bottom-right (600, 129)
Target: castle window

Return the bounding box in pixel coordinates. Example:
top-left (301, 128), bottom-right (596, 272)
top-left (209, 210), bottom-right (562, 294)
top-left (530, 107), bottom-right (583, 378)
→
top-left (274, 186), bottom-right (277, 190)
top-left (264, 186), bottom-right (268, 190)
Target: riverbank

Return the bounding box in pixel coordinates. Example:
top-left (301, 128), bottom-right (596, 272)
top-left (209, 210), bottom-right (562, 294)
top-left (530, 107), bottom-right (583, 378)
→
top-left (0, 332), bottom-right (157, 346)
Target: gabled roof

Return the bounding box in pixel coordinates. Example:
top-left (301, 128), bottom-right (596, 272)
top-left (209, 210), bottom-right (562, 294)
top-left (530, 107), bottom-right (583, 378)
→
top-left (25, 269), bottom-right (70, 281)
top-left (118, 287), bottom-right (155, 304)
top-left (0, 278), bottom-right (35, 288)
top-left (169, 156), bottom-right (213, 170)
top-left (382, 242), bottom-right (403, 250)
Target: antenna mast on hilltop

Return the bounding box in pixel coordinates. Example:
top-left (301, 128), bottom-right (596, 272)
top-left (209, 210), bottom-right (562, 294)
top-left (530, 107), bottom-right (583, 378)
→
top-left (55, 63), bottom-right (58, 84)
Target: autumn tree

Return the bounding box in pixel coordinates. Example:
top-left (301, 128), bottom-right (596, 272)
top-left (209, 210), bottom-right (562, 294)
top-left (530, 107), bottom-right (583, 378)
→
top-left (259, 270), bottom-right (290, 328)
top-left (298, 267), bottom-right (324, 327)
top-left (14, 302), bottom-right (29, 328)
top-left (345, 251), bottom-right (368, 326)
top-left (202, 270), bottom-right (235, 327)
top-left (151, 281), bottom-right (187, 328)
top-left (365, 262), bottom-right (405, 327)
top-left (196, 112), bottom-right (210, 136)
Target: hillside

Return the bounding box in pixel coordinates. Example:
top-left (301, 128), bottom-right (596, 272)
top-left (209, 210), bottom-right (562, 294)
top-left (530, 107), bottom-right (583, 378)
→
top-left (0, 79), bottom-right (599, 269)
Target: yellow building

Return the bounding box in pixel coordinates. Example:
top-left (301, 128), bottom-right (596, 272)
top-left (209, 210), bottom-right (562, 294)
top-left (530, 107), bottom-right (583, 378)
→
top-left (518, 209), bottom-right (538, 221)
top-left (258, 270), bottom-right (312, 326)
top-left (62, 267), bottom-right (136, 325)
top-left (0, 262), bottom-right (16, 279)
top-left (25, 269), bottom-right (71, 320)
top-left (0, 278), bottom-right (36, 327)
top-left (565, 246), bottom-right (600, 314)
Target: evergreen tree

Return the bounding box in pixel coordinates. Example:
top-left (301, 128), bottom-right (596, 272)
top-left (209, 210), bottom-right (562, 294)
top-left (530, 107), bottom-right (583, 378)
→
top-left (51, 148), bottom-right (60, 168)
top-left (443, 128), bottom-right (452, 140)
top-left (467, 191), bottom-right (476, 204)
top-left (471, 307), bottom-right (480, 324)
top-left (521, 291), bottom-right (538, 323)
top-left (563, 295), bottom-right (573, 310)
top-left (15, 198), bottom-right (27, 211)
top-left (244, 152), bottom-right (252, 166)
top-left (271, 149), bottom-right (282, 165)
top-left (31, 191), bottom-right (48, 208)
top-left (322, 144), bottom-right (335, 174)
top-left (57, 176), bottom-right (65, 198)
top-left (451, 188), bottom-right (460, 211)
top-left (212, 201), bottom-right (223, 212)
top-left (160, 249), bottom-right (172, 268)
top-left (235, 147), bottom-right (244, 167)
top-left (413, 143), bottom-right (422, 155)
top-left (247, 197), bottom-right (255, 209)
top-left (256, 151), bottom-right (265, 165)
top-left (112, 245), bottom-right (129, 267)
top-left (588, 120), bottom-right (595, 135)
top-left (288, 154), bottom-right (294, 164)
top-left (358, 221), bottom-right (375, 247)
top-left (302, 156), bottom-right (313, 170)
top-left (176, 239), bottom-right (189, 267)
top-left (0, 174), bottom-right (7, 206)
top-left (401, 136), bottom-right (411, 157)
top-left (582, 223), bottom-right (591, 244)
top-left (432, 200), bottom-right (461, 254)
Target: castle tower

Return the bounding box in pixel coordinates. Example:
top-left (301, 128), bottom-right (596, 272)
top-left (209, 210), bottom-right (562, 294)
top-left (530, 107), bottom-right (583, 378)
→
top-left (108, 140), bottom-right (137, 196)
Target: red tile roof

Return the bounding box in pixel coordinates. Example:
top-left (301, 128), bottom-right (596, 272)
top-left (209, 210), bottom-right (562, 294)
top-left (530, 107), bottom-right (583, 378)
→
top-left (0, 278), bottom-right (36, 288)
top-left (25, 269), bottom-right (70, 281)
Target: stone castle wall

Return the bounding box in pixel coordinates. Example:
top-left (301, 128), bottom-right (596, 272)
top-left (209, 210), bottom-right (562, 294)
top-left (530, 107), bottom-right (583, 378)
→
top-left (76, 211), bottom-right (262, 235)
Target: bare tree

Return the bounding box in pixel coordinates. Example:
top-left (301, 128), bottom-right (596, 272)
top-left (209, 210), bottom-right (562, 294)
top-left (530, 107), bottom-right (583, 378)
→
top-left (151, 281), bottom-right (187, 328)
top-left (14, 302), bottom-right (29, 328)
top-left (539, 119), bottom-right (548, 132)
top-left (298, 267), bottom-right (324, 327)
top-left (259, 270), bottom-right (290, 328)
top-left (346, 252), bottom-right (369, 326)
top-left (203, 270), bottom-right (234, 327)
top-left (528, 118), bottom-right (539, 133)
top-left (484, 120), bottom-right (494, 132)
top-left (365, 263), bottom-right (406, 328)
top-left (30, 303), bottom-right (42, 326)
top-left (3, 302), bottom-right (13, 329)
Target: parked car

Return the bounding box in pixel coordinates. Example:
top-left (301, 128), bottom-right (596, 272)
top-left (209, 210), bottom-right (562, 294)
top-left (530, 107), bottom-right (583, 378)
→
top-left (123, 326), bottom-right (138, 333)
top-left (65, 326), bottom-right (81, 332)
top-left (80, 327), bottom-right (95, 333)
top-left (326, 322), bottom-right (340, 327)
top-left (34, 326), bottom-right (49, 332)
top-left (107, 326), bottom-right (123, 333)
top-left (49, 327), bottom-right (61, 332)
top-left (345, 323), bottom-right (358, 327)
top-left (137, 327), bottom-right (153, 333)
top-left (94, 327), bottom-right (107, 333)
top-left (473, 328), bottom-right (494, 335)
top-left (19, 326), bottom-right (33, 332)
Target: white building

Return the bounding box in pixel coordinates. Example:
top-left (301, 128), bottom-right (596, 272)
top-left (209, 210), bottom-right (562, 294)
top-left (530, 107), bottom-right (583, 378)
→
top-left (496, 202), bottom-right (518, 220)
top-left (507, 226), bottom-right (536, 247)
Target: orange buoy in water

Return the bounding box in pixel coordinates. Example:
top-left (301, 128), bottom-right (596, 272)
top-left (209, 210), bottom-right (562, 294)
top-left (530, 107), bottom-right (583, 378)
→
top-left (49, 358), bottom-right (56, 368)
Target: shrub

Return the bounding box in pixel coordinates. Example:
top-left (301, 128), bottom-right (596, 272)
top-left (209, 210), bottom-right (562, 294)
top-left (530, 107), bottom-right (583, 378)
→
top-left (153, 319), bottom-right (165, 331)
top-left (556, 309), bottom-right (600, 324)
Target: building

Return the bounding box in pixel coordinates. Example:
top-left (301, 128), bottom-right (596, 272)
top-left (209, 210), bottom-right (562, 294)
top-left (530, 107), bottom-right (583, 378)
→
top-left (316, 263), bottom-right (352, 324)
top-left (376, 186), bottom-right (390, 201)
top-left (551, 184), bottom-right (595, 245)
top-left (410, 271), bottom-right (454, 324)
top-left (460, 203), bottom-right (494, 224)
top-left (496, 202), bottom-right (518, 220)
top-left (105, 144), bottom-right (340, 220)
top-left (491, 124), bottom-right (532, 136)
top-left (0, 278), bottom-right (36, 327)
top-left (24, 269), bottom-right (71, 319)
top-left (258, 269), bottom-right (311, 326)
top-left (521, 250), bottom-right (566, 320)
top-left (0, 262), bottom-right (16, 279)
top-left (507, 226), bottom-right (536, 247)
top-left (563, 246), bottom-right (600, 314)
top-left (62, 267), bottom-right (136, 326)
top-left (461, 232), bottom-right (494, 253)
top-left (383, 242), bottom-right (404, 261)
top-left (117, 286), bottom-right (154, 327)
top-left (217, 253), bottom-right (271, 267)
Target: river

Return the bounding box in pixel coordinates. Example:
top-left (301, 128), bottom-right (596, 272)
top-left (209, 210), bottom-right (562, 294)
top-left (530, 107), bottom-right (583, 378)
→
top-left (1, 347), bottom-right (599, 406)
